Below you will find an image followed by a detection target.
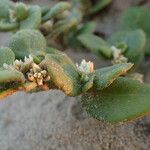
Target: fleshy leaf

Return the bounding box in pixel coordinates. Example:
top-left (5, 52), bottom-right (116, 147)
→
top-left (15, 2), bottom-right (28, 21)
top-left (119, 7), bottom-right (150, 55)
top-left (0, 0), bottom-right (13, 19)
top-left (81, 77), bottom-right (150, 122)
top-left (108, 29), bottom-right (146, 65)
top-left (0, 70), bottom-right (25, 84)
top-left (8, 29), bottom-right (46, 59)
top-left (78, 33), bottom-right (112, 58)
top-left (0, 19), bottom-right (19, 31)
top-left (42, 2), bottom-right (71, 22)
top-left (89, 0), bottom-right (111, 14)
top-left (82, 74), bottom-right (94, 93)
top-left (65, 22), bottom-right (96, 48)
top-left (41, 6), bottom-right (49, 16)
top-left (93, 63), bottom-right (133, 91)
top-left (78, 22), bottom-right (96, 34)
top-left (44, 53), bottom-right (81, 96)
top-left (47, 8), bottom-right (81, 39)
top-left (0, 47), bottom-right (15, 67)
top-left (20, 5), bottom-right (41, 29)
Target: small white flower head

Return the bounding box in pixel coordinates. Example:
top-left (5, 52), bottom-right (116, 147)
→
top-left (13, 59), bottom-right (23, 70)
top-left (26, 61), bottom-right (50, 86)
top-left (111, 46), bottom-right (128, 64)
top-left (3, 55), bottom-right (34, 71)
top-left (111, 46), bottom-right (121, 59)
top-left (76, 59), bottom-right (94, 75)
top-left (3, 63), bottom-right (14, 70)
top-left (24, 55), bottom-right (33, 63)
top-left (27, 68), bottom-right (50, 86)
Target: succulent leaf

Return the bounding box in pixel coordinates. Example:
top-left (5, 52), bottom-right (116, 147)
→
top-left (0, 19), bottom-right (19, 31)
top-left (119, 7), bottom-right (150, 55)
top-left (42, 2), bottom-right (71, 22)
top-left (8, 29), bottom-right (46, 59)
top-left (0, 0), bottom-right (13, 19)
top-left (47, 18), bottom-right (77, 39)
top-left (78, 33), bottom-right (112, 58)
top-left (44, 53), bottom-right (81, 96)
top-left (0, 70), bottom-right (25, 83)
top-left (78, 22), bottom-right (96, 34)
top-left (65, 22), bottom-right (96, 48)
top-left (81, 77), bottom-right (150, 122)
top-left (47, 8), bottom-right (81, 39)
top-left (0, 47), bottom-right (15, 67)
top-left (89, 0), bottom-right (111, 14)
top-left (41, 6), bottom-right (50, 16)
top-left (15, 2), bottom-right (28, 21)
top-left (108, 29), bottom-right (146, 65)
top-left (82, 74), bottom-right (94, 93)
top-left (93, 63), bottom-right (133, 91)
top-left (20, 5), bottom-right (41, 29)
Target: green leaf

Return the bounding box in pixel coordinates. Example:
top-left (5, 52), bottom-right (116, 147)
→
top-left (8, 29), bottom-right (46, 59)
top-left (81, 77), bottom-right (150, 122)
top-left (89, 0), bottom-right (111, 14)
top-left (41, 6), bottom-right (50, 16)
top-left (46, 47), bottom-right (63, 55)
top-left (44, 53), bottom-right (81, 96)
top-left (82, 74), bottom-right (94, 93)
top-left (78, 33), bottom-right (112, 58)
top-left (108, 29), bottom-right (146, 65)
top-left (0, 19), bottom-right (19, 31)
top-left (0, 70), bottom-right (25, 84)
top-left (119, 7), bottom-right (150, 55)
top-left (15, 2), bottom-right (28, 21)
top-left (63, 21), bottom-right (95, 48)
top-left (47, 18), bottom-right (77, 39)
top-left (0, 47), bottom-right (15, 67)
top-left (0, 0), bottom-right (13, 19)
top-left (78, 22), bottom-right (96, 34)
top-left (42, 2), bottom-right (71, 22)
top-left (93, 63), bottom-right (133, 91)
top-left (20, 5), bottom-right (41, 29)
top-left (47, 8), bottom-right (81, 39)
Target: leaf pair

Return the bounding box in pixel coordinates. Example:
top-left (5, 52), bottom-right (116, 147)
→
top-left (43, 50), bottom-right (133, 96)
top-left (78, 29), bottom-right (146, 65)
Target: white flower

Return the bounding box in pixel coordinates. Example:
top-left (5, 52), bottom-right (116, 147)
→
top-left (76, 59), bottom-right (94, 75)
top-left (3, 55), bottom-right (34, 71)
top-left (111, 46), bottom-right (128, 64)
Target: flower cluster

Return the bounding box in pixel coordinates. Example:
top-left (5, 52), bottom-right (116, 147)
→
top-left (76, 59), bottom-right (94, 82)
top-left (27, 63), bottom-right (50, 86)
top-left (3, 55), bottom-right (50, 86)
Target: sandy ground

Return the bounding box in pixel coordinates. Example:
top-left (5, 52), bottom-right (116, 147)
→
top-left (0, 0), bottom-right (150, 150)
